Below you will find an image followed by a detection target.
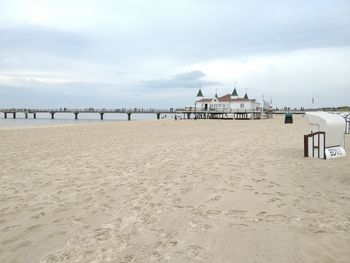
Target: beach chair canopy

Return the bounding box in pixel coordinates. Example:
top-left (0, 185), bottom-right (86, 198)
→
top-left (305, 112), bottom-right (345, 148)
top-left (333, 112), bottom-right (349, 119)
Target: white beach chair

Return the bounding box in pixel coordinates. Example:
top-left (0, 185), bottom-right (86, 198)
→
top-left (304, 112), bottom-right (346, 159)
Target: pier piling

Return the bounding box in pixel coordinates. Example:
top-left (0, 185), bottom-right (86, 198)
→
top-left (13, 112), bottom-right (16, 119)
top-left (157, 113), bottom-right (160, 120)
top-left (127, 113), bottom-right (131, 121)
top-left (25, 112), bottom-right (28, 119)
top-left (100, 113), bottom-right (104, 120)
top-left (50, 112), bottom-right (55, 119)
top-left (33, 113), bottom-right (36, 119)
top-left (74, 112), bottom-right (78, 120)
top-left (4, 112), bottom-right (7, 119)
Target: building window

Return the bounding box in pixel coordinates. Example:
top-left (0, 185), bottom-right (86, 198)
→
top-left (240, 103), bottom-right (244, 108)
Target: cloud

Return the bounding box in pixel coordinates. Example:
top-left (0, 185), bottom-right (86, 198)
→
top-left (0, 0), bottom-right (350, 108)
top-left (174, 70), bottom-right (205, 81)
top-left (0, 26), bottom-right (93, 58)
top-left (0, 80), bottom-right (132, 108)
top-left (141, 70), bottom-right (220, 89)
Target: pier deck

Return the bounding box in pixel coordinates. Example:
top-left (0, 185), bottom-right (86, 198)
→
top-left (0, 108), bottom-right (305, 121)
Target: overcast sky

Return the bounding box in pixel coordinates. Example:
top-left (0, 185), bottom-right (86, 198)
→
top-left (0, 0), bottom-right (349, 108)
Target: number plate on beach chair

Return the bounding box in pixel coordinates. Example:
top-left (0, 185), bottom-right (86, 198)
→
top-left (325, 147), bottom-right (346, 159)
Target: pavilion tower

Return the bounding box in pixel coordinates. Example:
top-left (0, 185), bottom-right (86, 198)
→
top-left (196, 88), bottom-right (204, 101)
top-left (231, 81), bottom-right (239, 99)
top-left (231, 88), bottom-right (238, 99)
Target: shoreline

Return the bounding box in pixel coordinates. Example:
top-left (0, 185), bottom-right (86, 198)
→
top-left (0, 118), bottom-right (177, 130)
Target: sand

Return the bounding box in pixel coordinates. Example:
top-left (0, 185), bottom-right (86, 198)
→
top-left (0, 116), bottom-right (349, 263)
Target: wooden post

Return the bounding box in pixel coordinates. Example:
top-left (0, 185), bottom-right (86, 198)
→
top-left (157, 113), bottom-right (160, 119)
top-left (25, 112), bottom-right (28, 119)
top-left (13, 112), bottom-right (16, 119)
top-left (304, 135), bottom-right (309, 157)
top-left (33, 113), bottom-right (36, 119)
top-left (128, 113), bottom-right (131, 121)
top-left (100, 112), bottom-right (104, 120)
top-left (50, 112), bottom-right (55, 119)
top-left (4, 112), bottom-right (7, 119)
top-left (74, 112), bottom-right (78, 120)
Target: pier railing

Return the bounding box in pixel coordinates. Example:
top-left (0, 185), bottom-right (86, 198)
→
top-left (0, 107), bottom-right (317, 121)
top-left (0, 108), bottom-right (306, 114)
top-left (177, 108), bottom-right (264, 113)
top-left (0, 108), bottom-right (182, 121)
top-left (0, 108), bottom-right (177, 113)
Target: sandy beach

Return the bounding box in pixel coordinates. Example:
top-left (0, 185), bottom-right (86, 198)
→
top-left (0, 116), bottom-right (349, 263)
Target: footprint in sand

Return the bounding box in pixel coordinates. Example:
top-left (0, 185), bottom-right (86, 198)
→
top-left (206, 209), bottom-right (222, 216)
top-left (1, 224), bottom-right (20, 232)
top-left (2, 238), bottom-right (17, 246)
top-left (121, 255), bottom-right (134, 262)
top-left (229, 223), bottom-right (249, 228)
top-left (28, 206), bottom-right (45, 212)
top-left (225, 209), bottom-right (247, 216)
top-left (10, 240), bottom-right (33, 252)
top-left (47, 230), bottom-right (67, 238)
top-left (243, 185), bottom-right (254, 191)
top-left (268, 181), bottom-right (281, 188)
top-left (265, 214), bottom-right (287, 221)
top-left (304, 208), bottom-right (321, 214)
top-left (188, 218), bottom-right (213, 232)
top-left (268, 197), bottom-right (282, 203)
top-left (256, 211), bottom-right (287, 222)
top-left (25, 224), bottom-right (44, 233)
top-left (157, 230), bottom-right (179, 249)
top-left (32, 212), bottom-right (46, 219)
top-left (252, 178), bottom-right (266, 183)
top-left (257, 211), bottom-right (267, 217)
top-left (220, 187), bottom-right (235, 193)
top-left (93, 228), bottom-right (112, 241)
top-left (209, 195), bottom-right (222, 202)
top-left (184, 245), bottom-right (204, 259)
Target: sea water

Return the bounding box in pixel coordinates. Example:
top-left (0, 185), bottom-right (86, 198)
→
top-left (0, 112), bottom-right (178, 128)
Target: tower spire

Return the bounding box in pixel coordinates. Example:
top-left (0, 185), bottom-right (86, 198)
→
top-left (196, 83), bottom-right (203, 97)
top-left (232, 81), bottom-right (238, 97)
top-left (244, 91), bottom-right (249, 100)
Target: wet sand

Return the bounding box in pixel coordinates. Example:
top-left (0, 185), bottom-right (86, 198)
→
top-left (0, 116), bottom-right (349, 262)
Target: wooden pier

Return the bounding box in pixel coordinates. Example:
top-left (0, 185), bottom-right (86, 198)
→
top-left (0, 108), bottom-right (305, 121)
top-left (0, 108), bottom-right (176, 121)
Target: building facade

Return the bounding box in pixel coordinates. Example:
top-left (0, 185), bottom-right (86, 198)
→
top-left (195, 88), bottom-right (257, 111)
